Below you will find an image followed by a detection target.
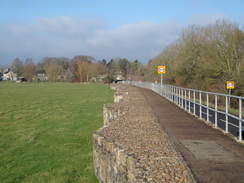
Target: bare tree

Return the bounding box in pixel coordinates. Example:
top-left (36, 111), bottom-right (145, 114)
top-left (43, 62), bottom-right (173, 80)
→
top-left (45, 63), bottom-right (63, 82)
top-left (10, 58), bottom-right (23, 78)
top-left (23, 63), bottom-right (36, 82)
top-left (77, 61), bottom-right (90, 82)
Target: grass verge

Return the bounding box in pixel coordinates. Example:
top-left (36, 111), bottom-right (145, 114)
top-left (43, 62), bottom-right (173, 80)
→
top-left (0, 82), bottom-right (114, 183)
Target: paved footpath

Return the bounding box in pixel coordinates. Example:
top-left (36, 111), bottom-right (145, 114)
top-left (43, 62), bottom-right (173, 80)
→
top-left (138, 87), bottom-right (244, 183)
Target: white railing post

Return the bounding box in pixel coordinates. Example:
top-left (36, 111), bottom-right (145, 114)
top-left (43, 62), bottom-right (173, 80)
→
top-left (199, 92), bottom-right (202, 119)
top-left (184, 89), bottom-right (187, 110)
top-left (175, 86), bottom-right (177, 104)
top-left (181, 89), bottom-right (184, 108)
top-left (188, 90), bottom-right (191, 112)
top-left (225, 96), bottom-right (229, 133)
top-left (207, 93), bottom-right (209, 122)
top-left (178, 88), bottom-right (181, 106)
top-left (168, 85), bottom-right (170, 100)
top-left (215, 94), bottom-right (218, 128)
top-left (194, 91), bottom-right (196, 115)
top-left (166, 85), bottom-right (168, 99)
top-left (239, 98), bottom-right (242, 141)
top-left (171, 85), bottom-right (173, 101)
top-left (169, 86), bottom-right (173, 102)
top-left (175, 87), bottom-right (177, 103)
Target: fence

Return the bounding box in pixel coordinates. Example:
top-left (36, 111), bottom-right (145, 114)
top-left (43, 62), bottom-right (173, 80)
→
top-left (121, 81), bottom-right (244, 141)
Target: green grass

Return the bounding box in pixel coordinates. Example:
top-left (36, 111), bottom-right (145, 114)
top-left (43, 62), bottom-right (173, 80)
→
top-left (0, 82), bottom-right (114, 183)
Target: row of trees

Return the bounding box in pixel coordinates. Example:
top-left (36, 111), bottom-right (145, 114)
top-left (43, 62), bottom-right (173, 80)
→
top-left (147, 20), bottom-right (244, 96)
top-left (68, 56), bottom-right (146, 82)
top-left (9, 57), bottom-right (70, 82)
top-left (9, 56), bottom-right (146, 83)
top-left (7, 19), bottom-right (243, 96)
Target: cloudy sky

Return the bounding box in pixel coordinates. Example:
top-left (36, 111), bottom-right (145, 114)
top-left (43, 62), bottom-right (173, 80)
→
top-left (0, 0), bottom-right (243, 66)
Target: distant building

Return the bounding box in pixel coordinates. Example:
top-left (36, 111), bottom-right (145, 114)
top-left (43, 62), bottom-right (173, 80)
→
top-left (58, 68), bottom-right (73, 82)
top-left (116, 74), bottom-right (123, 80)
top-left (98, 75), bottom-right (107, 82)
top-left (2, 69), bottom-right (17, 81)
top-left (36, 70), bottom-right (48, 81)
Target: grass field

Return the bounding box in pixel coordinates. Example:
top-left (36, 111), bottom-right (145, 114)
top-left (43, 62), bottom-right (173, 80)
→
top-left (0, 82), bottom-right (114, 183)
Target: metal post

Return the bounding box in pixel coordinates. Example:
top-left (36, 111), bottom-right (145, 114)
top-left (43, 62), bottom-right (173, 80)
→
top-left (225, 96), bottom-right (229, 133)
top-left (178, 87), bottom-right (180, 106)
top-left (167, 85), bottom-right (168, 99)
top-left (194, 91), bottom-right (196, 115)
top-left (239, 98), bottom-right (242, 141)
top-left (178, 88), bottom-right (180, 106)
top-left (228, 89), bottom-right (231, 109)
top-left (200, 92), bottom-right (202, 119)
top-left (175, 86), bottom-right (177, 103)
top-left (169, 86), bottom-right (173, 102)
top-left (215, 94), bottom-right (218, 128)
top-left (161, 74), bottom-right (162, 88)
top-left (185, 89), bottom-right (187, 110)
top-left (175, 86), bottom-right (177, 104)
top-left (181, 89), bottom-right (184, 108)
top-left (168, 85), bottom-right (170, 100)
top-left (188, 90), bottom-right (191, 112)
top-left (207, 93), bottom-right (209, 122)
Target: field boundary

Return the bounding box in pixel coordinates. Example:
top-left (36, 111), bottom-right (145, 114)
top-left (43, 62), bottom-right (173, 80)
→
top-left (93, 84), bottom-right (196, 182)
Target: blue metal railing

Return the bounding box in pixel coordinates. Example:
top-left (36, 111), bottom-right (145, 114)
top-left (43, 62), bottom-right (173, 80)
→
top-left (121, 81), bottom-right (244, 141)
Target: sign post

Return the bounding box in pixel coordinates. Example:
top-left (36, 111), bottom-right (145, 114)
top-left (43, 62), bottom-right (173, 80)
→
top-left (226, 81), bottom-right (235, 108)
top-left (158, 66), bottom-right (166, 88)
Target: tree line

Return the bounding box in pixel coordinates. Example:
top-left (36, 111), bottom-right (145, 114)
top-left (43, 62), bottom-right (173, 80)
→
top-left (8, 56), bottom-right (146, 83)
top-left (146, 20), bottom-right (244, 97)
top-left (5, 19), bottom-right (244, 97)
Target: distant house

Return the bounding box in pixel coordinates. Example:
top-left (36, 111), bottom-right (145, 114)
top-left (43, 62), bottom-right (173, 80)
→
top-left (36, 70), bottom-right (48, 81)
top-left (2, 69), bottom-right (17, 81)
top-left (98, 75), bottom-right (107, 82)
top-left (116, 74), bottom-right (123, 80)
top-left (58, 68), bottom-right (73, 82)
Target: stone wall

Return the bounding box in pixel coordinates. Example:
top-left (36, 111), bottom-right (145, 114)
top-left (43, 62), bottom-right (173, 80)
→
top-left (93, 84), bottom-right (196, 183)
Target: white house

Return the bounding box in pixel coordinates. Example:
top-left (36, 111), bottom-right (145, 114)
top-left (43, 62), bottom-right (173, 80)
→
top-left (36, 70), bottom-right (48, 81)
top-left (116, 74), bottom-right (123, 80)
top-left (2, 70), bottom-right (17, 81)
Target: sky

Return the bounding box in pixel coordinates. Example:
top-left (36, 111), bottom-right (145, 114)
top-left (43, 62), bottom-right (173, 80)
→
top-left (0, 0), bottom-right (243, 66)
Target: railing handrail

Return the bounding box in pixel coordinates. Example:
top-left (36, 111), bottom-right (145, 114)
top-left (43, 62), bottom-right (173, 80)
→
top-left (120, 81), bottom-right (243, 141)
top-left (136, 82), bottom-right (244, 99)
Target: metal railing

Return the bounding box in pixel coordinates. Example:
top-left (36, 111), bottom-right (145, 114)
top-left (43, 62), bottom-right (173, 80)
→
top-left (121, 81), bottom-right (244, 141)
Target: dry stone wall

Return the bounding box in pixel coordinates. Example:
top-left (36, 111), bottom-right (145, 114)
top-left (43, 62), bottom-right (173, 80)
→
top-left (93, 84), bottom-right (196, 183)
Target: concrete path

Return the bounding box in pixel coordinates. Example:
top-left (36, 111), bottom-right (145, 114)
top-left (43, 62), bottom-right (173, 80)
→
top-left (138, 87), bottom-right (244, 183)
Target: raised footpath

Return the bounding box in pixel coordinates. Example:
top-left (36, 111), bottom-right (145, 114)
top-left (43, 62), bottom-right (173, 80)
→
top-left (93, 84), bottom-right (244, 183)
top-left (138, 86), bottom-right (244, 183)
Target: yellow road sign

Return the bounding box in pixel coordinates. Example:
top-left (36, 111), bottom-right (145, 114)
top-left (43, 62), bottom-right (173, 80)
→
top-left (226, 81), bottom-right (234, 89)
top-left (158, 66), bottom-right (166, 74)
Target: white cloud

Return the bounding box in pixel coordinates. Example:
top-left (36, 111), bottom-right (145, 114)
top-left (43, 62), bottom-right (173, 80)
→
top-left (35, 16), bottom-right (105, 37)
top-left (0, 16), bottom-right (181, 65)
top-left (87, 21), bottom-right (180, 60)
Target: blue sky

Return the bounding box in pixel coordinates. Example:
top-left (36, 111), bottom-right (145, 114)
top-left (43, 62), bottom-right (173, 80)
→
top-left (0, 0), bottom-right (243, 66)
